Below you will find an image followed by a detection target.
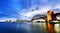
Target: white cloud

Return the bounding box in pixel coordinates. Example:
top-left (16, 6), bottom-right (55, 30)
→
top-left (19, 6), bottom-right (51, 20)
top-left (21, 10), bottom-right (39, 17)
top-left (18, 0), bottom-right (60, 20)
top-left (53, 5), bottom-right (60, 9)
top-left (20, 4), bottom-right (60, 20)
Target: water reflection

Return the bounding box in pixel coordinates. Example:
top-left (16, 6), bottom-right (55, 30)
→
top-left (54, 24), bottom-right (60, 33)
top-left (47, 23), bottom-right (55, 33)
top-left (33, 22), bottom-right (60, 33)
top-left (0, 22), bottom-right (60, 33)
top-left (0, 22), bottom-right (33, 33)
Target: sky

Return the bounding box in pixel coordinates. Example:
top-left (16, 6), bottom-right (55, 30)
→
top-left (0, 0), bottom-right (60, 20)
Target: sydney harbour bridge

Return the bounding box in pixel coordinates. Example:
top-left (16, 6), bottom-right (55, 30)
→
top-left (31, 10), bottom-right (60, 23)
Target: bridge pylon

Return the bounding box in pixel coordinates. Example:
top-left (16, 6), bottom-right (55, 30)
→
top-left (46, 10), bottom-right (57, 22)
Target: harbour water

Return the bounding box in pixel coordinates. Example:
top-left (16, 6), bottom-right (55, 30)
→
top-left (0, 22), bottom-right (60, 33)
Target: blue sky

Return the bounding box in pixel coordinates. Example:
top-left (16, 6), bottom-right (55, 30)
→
top-left (0, 0), bottom-right (60, 20)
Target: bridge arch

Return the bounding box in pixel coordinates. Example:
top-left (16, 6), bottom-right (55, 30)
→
top-left (31, 14), bottom-right (45, 22)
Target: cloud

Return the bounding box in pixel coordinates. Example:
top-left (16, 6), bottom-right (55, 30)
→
top-left (19, 3), bottom-right (60, 20)
top-left (54, 5), bottom-right (60, 9)
top-left (20, 6), bottom-right (51, 20)
top-left (51, 4), bottom-right (60, 13)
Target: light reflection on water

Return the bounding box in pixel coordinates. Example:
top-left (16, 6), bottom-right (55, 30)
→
top-left (0, 22), bottom-right (60, 33)
top-left (33, 22), bottom-right (60, 33)
top-left (54, 24), bottom-right (60, 33)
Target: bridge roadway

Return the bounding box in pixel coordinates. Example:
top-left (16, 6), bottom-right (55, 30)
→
top-left (53, 13), bottom-right (60, 16)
